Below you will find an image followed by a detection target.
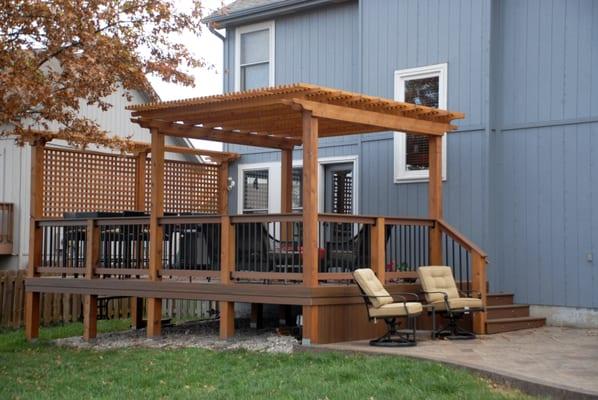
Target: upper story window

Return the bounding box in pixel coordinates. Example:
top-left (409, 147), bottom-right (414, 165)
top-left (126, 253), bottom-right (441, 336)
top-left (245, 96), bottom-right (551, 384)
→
top-left (235, 21), bottom-right (275, 91)
top-left (393, 63), bottom-right (448, 182)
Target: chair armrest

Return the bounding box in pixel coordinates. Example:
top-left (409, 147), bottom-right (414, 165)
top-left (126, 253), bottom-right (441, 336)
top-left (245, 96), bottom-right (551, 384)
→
top-left (392, 292), bottom-right (420, 302)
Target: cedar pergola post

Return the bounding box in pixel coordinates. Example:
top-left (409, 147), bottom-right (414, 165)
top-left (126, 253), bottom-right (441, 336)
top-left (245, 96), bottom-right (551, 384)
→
top-left (131, 150), bottom-right (148, 330)
top-left (218, 161), bottom-right (235, 338)
top-left (278, 147), bottom-right (294, 326)
top-left (428, 135), bottom-right (443, 265)
top-left (301, 111), bottom-right (319, 345)
top-left (147, 129), bottom-right (164, 337)
top-left (25, 140), bottom-right (45, 341)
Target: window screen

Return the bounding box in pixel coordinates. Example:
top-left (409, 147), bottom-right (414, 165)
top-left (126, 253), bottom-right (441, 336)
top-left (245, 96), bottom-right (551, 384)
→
top-left (242, 170), bottom-right (268, 213)
top-left (404, 76), bottom-right (439, 171)
top-left (240, 29), bottom-right (270, 90)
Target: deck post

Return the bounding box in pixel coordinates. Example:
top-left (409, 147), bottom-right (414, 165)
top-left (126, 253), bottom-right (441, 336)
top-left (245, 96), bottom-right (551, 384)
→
top-left (25, 141), bottom-right (44, 341)
top-left (371, 217), bottom-right (386, 283)
top-left (83, 219), bottom-right (99, 340)
top-left (131, 150), bottom-right (147, 330)
top-left (301, 111), bottom-right (319, 344)
top-left (472, 252), bottom-right (487, 334)
top-left (219, 215), bottom-right (235, 339)
top-left (428, 135), bottom-right (443, 265)
top-left (147, 129), bottom-right (164, 337)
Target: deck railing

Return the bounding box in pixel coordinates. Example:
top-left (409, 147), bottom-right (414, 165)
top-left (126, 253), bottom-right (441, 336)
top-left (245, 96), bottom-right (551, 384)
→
top-left (384, 217), bottom-right (435, 281)
top-left (231, 214), bottom-right (303, 282)
top-left (161, 215), bottom-right (221, 280)
top-left (0, 202), bottom-right (14, 255)
top-left (96, 217), bottom-right (150, 276)
top-left (38, 219), bottom-right (87, 275)
top-left (31, 215), bottom-right (487, 297)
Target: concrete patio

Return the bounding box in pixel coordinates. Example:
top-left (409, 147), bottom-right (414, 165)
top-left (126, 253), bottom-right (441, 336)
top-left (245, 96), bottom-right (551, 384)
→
top-left (313, 327), bottom-right (598, 399)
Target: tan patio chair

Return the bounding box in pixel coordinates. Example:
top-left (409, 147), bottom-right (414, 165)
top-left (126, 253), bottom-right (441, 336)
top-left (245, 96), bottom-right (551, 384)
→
top-left (417, 266), bottom-right (484, 340)
top-left (353, 268), bottom-right (423, 347)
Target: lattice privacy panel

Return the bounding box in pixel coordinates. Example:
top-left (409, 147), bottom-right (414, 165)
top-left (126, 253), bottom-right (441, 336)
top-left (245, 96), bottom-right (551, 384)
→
top-left (43, 148), bottom-right (220, 217)
top-left (43, 148), bottom-right (137, 217)
top-left (144, 159), bottom-right (219, 214)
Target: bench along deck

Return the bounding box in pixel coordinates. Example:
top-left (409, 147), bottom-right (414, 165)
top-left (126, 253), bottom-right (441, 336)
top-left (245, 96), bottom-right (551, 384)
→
top-left (24, 84), bottom-right (492, 344)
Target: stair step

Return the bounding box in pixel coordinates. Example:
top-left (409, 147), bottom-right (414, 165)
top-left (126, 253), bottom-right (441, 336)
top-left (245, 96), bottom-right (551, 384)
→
top-left (487, 293), bottom-right (514, 306)
top-left (485, 317), bottom-right (546, 334)
top-left (486, 304), bottom-right (530, 319)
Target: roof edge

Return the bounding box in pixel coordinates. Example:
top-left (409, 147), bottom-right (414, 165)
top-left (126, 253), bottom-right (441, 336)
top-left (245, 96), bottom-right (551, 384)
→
top-left (204, 0), bottom-right (352, 27)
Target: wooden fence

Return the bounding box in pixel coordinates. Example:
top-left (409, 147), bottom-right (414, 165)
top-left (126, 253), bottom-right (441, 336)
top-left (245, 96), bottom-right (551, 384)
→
top-left (0, 270), bottom-right (213, 328)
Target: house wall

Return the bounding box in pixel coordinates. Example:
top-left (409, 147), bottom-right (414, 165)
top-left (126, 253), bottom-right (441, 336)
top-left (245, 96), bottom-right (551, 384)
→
top-left (0, 88), bottom-right (196, 270)
top-left (222, 0), bottom-right (598, 311)
top-left (490, 0), bottom-right (598, 309)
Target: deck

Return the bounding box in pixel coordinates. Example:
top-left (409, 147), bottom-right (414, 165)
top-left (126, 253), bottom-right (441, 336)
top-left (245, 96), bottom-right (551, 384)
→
top-left (26, 212), bottom-right (487, 343)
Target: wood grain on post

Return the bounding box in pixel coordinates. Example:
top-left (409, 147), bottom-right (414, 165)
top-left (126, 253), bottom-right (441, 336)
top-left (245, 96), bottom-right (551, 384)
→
top-left (25, 142), bottom-right (44, 341)
top-left (371, 217), bottom-right (386, 283)
top-left (471, 252), bottom-right (487, 334)
top-left (147, 130), bottom-right (164, 337)
top-left (428, 135), bottom-right (443, 265)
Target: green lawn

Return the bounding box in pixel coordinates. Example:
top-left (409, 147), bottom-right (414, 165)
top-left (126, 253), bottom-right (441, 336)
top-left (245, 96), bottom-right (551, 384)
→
top-left (0, 322), bottom-right (532, 400)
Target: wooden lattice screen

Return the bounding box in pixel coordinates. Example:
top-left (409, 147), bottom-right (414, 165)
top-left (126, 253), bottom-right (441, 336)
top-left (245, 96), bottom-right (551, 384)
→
top-left (43, 147), bottom-right (220, 217)
top-left (143, 158), bottom-right (219, 214)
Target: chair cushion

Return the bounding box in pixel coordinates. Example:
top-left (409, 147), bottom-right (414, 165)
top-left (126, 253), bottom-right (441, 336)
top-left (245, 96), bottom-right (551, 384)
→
top-left (417, 266), bottom-right (460, 303)
top-left (353, 268), bottom-right (393, 308)
top-left (369, 302), bottom-right (423, 318)
top-left (430, 297), bottom-right (483, 311)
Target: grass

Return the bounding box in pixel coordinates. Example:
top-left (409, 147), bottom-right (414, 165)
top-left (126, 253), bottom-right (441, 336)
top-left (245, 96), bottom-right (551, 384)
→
top-left (0, 322), bottom-right (532, 400)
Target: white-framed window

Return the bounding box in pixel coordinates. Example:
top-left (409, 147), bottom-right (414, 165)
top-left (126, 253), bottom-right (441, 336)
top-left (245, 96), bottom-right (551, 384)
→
top-left (237, 156), bottom-right (359, 215)
top-left (235, 21), bottom-right (275, 91)
top-left (393, 63), bottom-right (448, 183)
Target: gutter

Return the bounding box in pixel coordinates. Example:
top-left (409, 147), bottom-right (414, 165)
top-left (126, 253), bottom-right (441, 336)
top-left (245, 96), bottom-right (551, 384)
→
top-left (204, 0), bottom-right (351, 27)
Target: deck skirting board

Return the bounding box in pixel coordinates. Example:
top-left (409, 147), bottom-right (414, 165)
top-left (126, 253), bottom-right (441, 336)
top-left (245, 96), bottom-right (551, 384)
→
top-left (25, 278), bottom-right (419, 306)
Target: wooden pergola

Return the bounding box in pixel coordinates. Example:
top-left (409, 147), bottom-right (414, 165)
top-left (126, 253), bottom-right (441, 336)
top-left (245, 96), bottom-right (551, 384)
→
top-left (127, 84), bottom-right (477, 342)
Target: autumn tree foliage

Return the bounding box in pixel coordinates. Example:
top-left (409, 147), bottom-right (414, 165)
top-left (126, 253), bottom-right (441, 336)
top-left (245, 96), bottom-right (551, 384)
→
top-left (0, 0), bottom-right (205, 148)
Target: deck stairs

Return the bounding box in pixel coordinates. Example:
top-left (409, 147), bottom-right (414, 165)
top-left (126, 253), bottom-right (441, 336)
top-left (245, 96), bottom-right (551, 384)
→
top-left (485, 293), bottom-right (545, 334)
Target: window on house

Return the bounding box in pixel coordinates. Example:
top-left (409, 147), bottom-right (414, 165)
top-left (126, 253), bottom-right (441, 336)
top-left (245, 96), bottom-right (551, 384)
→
top-left (292, 168), bottom-right (302, 211)
top-left (242, 170), bottom-right (269, 214)
top-left (235, 21), bottom-right (274, 91)
top-left (394, 63), bottom-right (447, 182)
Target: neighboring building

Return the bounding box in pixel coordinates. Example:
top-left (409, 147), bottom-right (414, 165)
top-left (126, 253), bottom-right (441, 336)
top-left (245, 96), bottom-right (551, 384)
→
top-left (0, 85), bottom-right (198, 269)
top-left (206, 0), bottom-right (598, 327)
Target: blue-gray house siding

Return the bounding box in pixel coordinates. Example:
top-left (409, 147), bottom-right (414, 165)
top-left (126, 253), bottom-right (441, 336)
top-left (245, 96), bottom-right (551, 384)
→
top-left (218, 0), bottom-right (598, 310)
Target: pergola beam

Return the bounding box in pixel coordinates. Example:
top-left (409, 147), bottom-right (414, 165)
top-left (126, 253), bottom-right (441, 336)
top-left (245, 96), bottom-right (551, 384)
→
top-left (133, 119), bottom-right (299, 150)
top-left (287, 99), bottom-right (453, 136)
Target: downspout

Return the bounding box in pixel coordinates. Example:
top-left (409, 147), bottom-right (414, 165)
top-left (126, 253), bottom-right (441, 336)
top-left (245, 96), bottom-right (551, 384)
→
top-left (208, 24), bottom-right (225, 42)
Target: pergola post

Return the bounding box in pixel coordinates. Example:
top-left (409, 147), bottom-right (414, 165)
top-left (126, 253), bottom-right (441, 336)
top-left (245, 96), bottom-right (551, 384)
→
top-left (147, 129), bottom-right (164, 337)
top-left (301, 111), bottom-right (319, 345)
top-left (278, 148), bottom-right (294, 325)
top-left (131, 150), bottom-right (147, 330)
top-left (428, 135), bottom-right (443, 265)
top-left (25, 140), bottom-right (44, 341)
top-left (218, 161), bottom-right (229, 215)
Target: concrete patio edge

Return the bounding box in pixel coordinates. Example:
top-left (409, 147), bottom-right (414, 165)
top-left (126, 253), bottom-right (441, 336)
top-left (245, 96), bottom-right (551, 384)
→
top-left (296, 343), bottom-right (598, 400)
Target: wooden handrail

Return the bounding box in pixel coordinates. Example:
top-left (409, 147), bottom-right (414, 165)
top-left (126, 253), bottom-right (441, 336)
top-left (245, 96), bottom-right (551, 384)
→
top-left (436, 219), bottom-right (487, 260)
top-left (384, 216), bottom-right (435, 226)
top-left (230, 213), bottom-right (302, 223)
top-left (317, 213), bottom-right (376, 224)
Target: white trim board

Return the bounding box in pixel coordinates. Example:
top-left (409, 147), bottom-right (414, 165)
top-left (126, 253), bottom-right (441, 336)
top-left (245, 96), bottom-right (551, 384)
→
top-left (234, 21), bottom-right (275, 91)
top-left (393, 63), bottom-right (448, 183)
